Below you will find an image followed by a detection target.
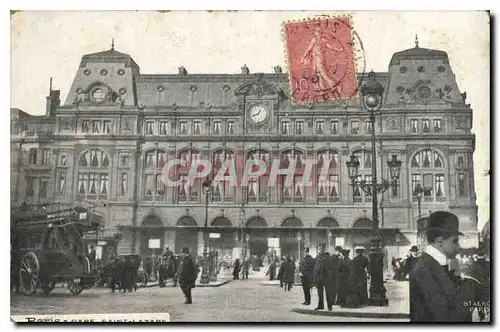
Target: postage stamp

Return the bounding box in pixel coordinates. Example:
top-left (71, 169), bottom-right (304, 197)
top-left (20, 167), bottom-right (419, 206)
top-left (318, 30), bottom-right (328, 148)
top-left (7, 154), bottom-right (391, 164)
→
top-left (283, 16), bottom-right (359, 104)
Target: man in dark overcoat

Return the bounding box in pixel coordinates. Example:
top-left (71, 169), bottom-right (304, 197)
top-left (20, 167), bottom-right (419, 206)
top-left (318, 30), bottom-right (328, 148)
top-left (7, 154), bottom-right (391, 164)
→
top-left (178, 247), bottom-right (197, 304)
top-left (299, 247), bottom-right (315, 305)
top-left (325, 248), bottom-right (340, 310)
top-left (312, 244), bottom-right (329, 310)
top-left (406, 245), bottom-right (419, 277)
top-left (410, 211), bottom-right (480, 322)
top-left (335, 248), bottom-right (350, 306)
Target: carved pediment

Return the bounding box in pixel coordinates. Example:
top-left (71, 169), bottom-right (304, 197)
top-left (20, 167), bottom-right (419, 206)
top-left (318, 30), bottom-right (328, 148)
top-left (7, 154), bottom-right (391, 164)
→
top-left (235, 80), bottom-right (284, 97)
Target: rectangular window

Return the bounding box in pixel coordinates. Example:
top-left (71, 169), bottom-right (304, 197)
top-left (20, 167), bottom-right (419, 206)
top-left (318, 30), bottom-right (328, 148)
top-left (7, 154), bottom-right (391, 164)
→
top-left (146, 121), bottom-right (154, 135)
top-left (103, 120), bottom-right (111, 134)
top-left (26, 176), bottom-right (34, 197)
top-left (42, 149), bottom-right (50, 165)
top-left (213, 121), bottom-right (221, 135)
top-left (412, 174), bottom-right (422, 196)
top-left (193, 121), bottom-right (202, 135)
top-left (78, 174), bottom-right (88, 195)
top-left (282, 121), bottom-right (290, 135)
top-left (59, 155), bottom-right (67, 167)
top-left (433, 119), bottom-right (442, 133)
top-left (422, 119), bottom-right (430, 133)
top-left (423, 174), bottom-right (433, 198)
top-left (159, 121), bottom-right (169, 135)
top-left (58, 172), bottom-right (66, 194)
top-left (178, 175), bottom-right (188, 201)
top-left (295, 121), bottom-right (304, 135)
top-left (29, 148), bottom-right (37, 165)
top-left (331, 121), bottom-right (338, 134)
top-left (458, 173), bottom-right (466, 197)
top-left (410, 119), bottom-right (418, 133)
top-left (145, 174), bottom-right (154, 197)
top-left (366, 121), bottom-right (373, 134)
top-left (119, 153), bottom-right (130, 167)
top-left (89, 174), bottom-right (98, 195)
top-left (92, 120), bottom-right (100, 133)
top-left (457, 156), bottom-right (465, 168)
top-left (99, 174), bottom-right (109, 196)
top-left (351, 121), bottom-right (359, 134)
top-left (156, 174), bottom-right (165, 196)
top-left (227, 121), bottom-right (235, 135)
top-left (364, 175), bottom-right (372, 197)
top-left (180, 121), bottom-right (188, 135)
top-left (39, 179), bottom-right (49, 198)
top-left (435, 174), bottom-right (445, 198)
top-left (82, 120), bottom-right (89, 133)
top-left (316, 121), bottom-right (324, 134)
top-left (329, 175), bottom-right (339, 201)
top-left (121, 172), bottom-right (127, 196)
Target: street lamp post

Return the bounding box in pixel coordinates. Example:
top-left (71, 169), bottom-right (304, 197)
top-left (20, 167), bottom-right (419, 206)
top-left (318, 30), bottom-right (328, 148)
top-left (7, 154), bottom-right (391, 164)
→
top-left (245, 233), bottom-right (251, 259)
top-left (240, 205), bottom-right (245, 260)
top-left (201, 176), bottom-right (213, 284)
top-left (296, 232), bottom-right (302, 262)
top-left (346, 71), bottom-right (402, 307)
top-left (414, 183), bottom-right (424, 248)
top-left (395, 233), bottom-right (401, 256)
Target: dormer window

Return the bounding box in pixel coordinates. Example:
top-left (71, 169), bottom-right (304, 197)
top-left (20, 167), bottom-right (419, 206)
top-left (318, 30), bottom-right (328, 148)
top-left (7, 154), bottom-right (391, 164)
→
top-left (92, 88), bottom-right (106, 103)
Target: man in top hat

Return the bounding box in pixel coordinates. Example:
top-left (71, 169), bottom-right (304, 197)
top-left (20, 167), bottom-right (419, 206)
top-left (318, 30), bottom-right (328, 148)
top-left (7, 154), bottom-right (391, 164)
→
top-left (178, 247), bottom-right (197, 304)
top-left (299, 247), bottom-right (315, 305)
top-left (410, 211), bottom-right (479, 322)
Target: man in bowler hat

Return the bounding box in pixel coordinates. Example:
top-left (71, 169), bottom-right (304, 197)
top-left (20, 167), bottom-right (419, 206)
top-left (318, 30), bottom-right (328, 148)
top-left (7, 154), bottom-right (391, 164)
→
top-left (312, 244), bottom-right (329, 310)
top-left (299, 247), bottom-right (315, 305)
top-left (178, 247), bottom-right (197, 304)
top-left (410, 211), bottom-right (479, 322)
top-left (406, 245), bottom-right (419, 277)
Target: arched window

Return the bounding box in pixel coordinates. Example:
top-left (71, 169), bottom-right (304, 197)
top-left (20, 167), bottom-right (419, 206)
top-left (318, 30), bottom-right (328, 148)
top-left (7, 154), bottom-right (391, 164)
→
top-left (351, 150), bottom-right (373, 203)
top-left (77, 148), bottom-right (110, 200)
top-left (411, 149), bottom-right (446, 202)
top-left (143, 149), bottom-right (168, 201)
top-left (316, 149), bottom-right (340, 203)
top-left (177, 149), bottom-right (201, 202)
top-left (279, 149), bottom-right (305, 203)
top-left (246, 149), bottom-right (270, 203)
top-left (212, 149), bottom-right (235, 202)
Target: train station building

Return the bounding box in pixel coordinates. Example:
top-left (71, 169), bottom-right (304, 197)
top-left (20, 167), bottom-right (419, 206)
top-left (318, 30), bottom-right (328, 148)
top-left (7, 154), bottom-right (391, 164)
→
top-left (11, 41), bottom-right (478, 263)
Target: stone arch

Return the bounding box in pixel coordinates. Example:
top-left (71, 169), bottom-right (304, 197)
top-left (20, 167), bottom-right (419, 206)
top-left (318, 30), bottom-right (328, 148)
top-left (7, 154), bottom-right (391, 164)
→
top-left (409, 148), bottom-right (447, 169)
top-left (352, 217), bottom-right (372, 228)
top-left (281, 217), bottom-right (303, 228)
top-left (77, 148), bottom-right (111, 168)
top-left (176, 216), bottom-right (198, 227)
top-left (141, 214), bottom-right (163, 227)
top-left (317, 217), bottom-right (340, 228)
top-left (211, 216), bottom-right (232, 227)
top-left (245, 216), bottom-right (268, 227)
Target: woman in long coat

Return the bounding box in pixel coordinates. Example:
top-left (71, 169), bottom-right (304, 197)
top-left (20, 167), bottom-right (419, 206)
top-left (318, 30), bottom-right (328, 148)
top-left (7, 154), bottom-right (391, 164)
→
top-left (233, 259), bottom-right (241, 280)
top-left (282, 256), bottom-right (296, 291)
top-left (343, 248), bottom-right (369, 308)
top-left (336, 249), bottom-right (351, 306)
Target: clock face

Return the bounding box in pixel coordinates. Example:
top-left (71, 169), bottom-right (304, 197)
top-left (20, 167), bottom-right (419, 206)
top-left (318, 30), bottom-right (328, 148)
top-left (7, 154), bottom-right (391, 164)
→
top-left (249, 105), bottom-right (269, 124)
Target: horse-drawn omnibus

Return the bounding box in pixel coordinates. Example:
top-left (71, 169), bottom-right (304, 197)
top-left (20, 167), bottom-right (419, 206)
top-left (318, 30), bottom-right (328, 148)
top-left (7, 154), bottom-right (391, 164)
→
top-left (11, 202), bottom-right (99, 295)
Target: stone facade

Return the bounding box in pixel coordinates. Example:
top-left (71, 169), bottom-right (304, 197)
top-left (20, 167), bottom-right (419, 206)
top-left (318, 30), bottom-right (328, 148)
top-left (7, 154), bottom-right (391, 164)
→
top-left (10, 43), bottom-right (478, 263)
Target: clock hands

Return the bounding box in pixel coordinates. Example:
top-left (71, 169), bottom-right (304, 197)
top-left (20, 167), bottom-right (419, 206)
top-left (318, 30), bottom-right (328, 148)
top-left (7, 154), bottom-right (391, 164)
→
top-left (253, 109), bottom-right (261, 117)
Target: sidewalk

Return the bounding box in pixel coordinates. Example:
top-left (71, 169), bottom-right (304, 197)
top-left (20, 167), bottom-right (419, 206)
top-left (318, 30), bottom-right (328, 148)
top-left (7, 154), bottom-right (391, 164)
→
top-left (142, 277), bottom-right (232, 288)
top-left (291, 280), bottom-right (409, 320)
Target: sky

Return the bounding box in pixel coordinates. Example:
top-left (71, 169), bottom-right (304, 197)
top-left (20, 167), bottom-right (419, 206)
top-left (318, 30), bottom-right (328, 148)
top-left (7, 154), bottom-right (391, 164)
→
top-left (10, 10), bottom-right (490, 231)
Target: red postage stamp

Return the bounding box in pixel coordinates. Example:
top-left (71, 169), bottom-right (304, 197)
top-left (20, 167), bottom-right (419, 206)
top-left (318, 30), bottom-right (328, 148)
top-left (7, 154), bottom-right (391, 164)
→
top-left (284, 16), bottom-right (358, 103)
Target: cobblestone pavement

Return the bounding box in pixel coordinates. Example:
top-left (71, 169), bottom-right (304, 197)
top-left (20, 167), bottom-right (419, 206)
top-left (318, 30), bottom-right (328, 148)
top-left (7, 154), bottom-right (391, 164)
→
top-left (11, 278), bottom-right (407, 322)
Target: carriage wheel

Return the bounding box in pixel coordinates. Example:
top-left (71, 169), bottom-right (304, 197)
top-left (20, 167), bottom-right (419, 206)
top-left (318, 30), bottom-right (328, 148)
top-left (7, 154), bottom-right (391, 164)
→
top-left (67, 280), bottom-right (84, 295)
top-left (42, 281), bottom-right (56, 295)
top-left (19, 252), bottom-right (40, 295)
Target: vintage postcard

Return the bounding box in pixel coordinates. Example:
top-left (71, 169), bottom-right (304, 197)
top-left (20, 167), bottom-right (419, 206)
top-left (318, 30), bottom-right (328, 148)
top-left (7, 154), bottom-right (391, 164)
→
top-left (10, 10), bottom-right (490, 323)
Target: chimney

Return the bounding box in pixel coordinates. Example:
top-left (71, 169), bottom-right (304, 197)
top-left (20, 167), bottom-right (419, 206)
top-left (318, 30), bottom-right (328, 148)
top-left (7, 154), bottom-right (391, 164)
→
top-left (178, 66), bottom-right (188, 75)
top-left (46, 90), bottom-right (61, 117)
top-left (241, 64), bottom-right (250, 75)
top-left (273, 65), bottom-right (283, 74)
